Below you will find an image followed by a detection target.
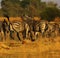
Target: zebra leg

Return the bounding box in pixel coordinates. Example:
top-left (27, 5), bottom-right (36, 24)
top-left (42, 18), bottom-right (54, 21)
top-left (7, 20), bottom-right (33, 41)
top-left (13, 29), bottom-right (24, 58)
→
top-left (26, 30), bottom-right (30, 39)
top-left (22, 30), bottom-right (26, 39)
top-left (35, 32), bottom-right (39, 40)
top-left (3, 31), bottom-right (6, 41)
top-left (51, 32), bottom-right (56, 38)
top-left (1, 30), bottom-right (6, 41)
top-left (30, 31), bottom-right (35, 41)
top-left (17, 32), bottom-right (21, 41)
top-left (10, 31), bottom-right (14, 40)
top-left (0, 31), bottom-right (3, 41)
top-left (46, 32), bottom-right (50, 38)
top-left (42, 32), bottom-right (45, 38)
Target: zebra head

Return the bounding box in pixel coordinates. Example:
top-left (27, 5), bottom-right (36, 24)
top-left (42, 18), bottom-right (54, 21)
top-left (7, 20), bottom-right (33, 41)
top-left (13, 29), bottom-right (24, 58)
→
top-left (39, 20), bottom-right (48, 34)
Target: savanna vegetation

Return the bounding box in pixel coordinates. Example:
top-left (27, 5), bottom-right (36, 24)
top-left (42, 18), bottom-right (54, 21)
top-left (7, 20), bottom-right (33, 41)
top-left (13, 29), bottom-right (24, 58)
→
top-left (0, 0), bottom-right (60, 21)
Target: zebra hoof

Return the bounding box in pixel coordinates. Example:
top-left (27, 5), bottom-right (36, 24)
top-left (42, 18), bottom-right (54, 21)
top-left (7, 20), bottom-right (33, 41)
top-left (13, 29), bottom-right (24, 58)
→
top-left (22, 41), bottom-right (26, 44)
top-left (31, 39), bottom-right (35, 41)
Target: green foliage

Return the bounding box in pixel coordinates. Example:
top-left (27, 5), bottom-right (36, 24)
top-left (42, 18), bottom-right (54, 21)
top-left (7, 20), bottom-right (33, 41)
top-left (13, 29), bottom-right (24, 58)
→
top-left (1, 0), bottom-right (42, 17)
top-left (1, 0), bottom-right (60, 20)
top-left (20, 0), bottom-right (30, 8)
top-left (40, 7), bottom-right (60, 21)
top-left (1, 0), bottom-right (21, 17)
top-left (0, 9), bottom-right (3, 16)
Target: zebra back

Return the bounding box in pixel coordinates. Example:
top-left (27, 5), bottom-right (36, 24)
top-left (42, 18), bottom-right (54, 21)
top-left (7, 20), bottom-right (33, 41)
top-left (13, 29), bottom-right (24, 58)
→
top-left (12, 21), bottom-right (25, 32)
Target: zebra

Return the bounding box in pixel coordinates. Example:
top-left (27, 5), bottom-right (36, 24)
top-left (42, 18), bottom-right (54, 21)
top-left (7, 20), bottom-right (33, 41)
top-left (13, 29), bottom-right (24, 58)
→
top-left (9, 21), bottom-right (31, 41)
top-left (0, 20), bottom-right (9, 41)
top-left (56, 22), bottom-right (60, 36)
top-left (33, 21), bottom-right (41, 40)
top-left (0, 21), bottom-right (5, 41)
top-left (45, 22), bottom-right (58, 38)
top-left (9, 21), bottom-right (23, 41)
top-left (22, 16), bottom-right (40, 41)
top-left (2, 15), bottom-right (31, 42)
top-left (3, 16), bottom-right (22, 41)
top-left (38, 20), bottom-right (48, 37)
top-left (2, 19), bottom-right (9, 41)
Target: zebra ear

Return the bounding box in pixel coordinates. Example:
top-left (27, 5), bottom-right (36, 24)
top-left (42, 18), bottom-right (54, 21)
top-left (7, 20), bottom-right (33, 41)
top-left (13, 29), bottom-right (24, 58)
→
top-left (4, 15), bottom-right (10, 22)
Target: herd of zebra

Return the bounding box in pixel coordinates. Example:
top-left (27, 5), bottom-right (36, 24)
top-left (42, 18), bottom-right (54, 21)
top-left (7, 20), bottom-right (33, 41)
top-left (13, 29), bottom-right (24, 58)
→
top-left (0, 16), bottom-right (60, 42)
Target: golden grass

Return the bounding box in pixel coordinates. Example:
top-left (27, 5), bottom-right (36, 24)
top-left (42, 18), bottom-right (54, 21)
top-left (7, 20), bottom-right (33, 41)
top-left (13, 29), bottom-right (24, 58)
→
top-left (0, 37), bottom-right (60, 58)
top-left (0, 17), bottom-right (23, 22)
top-left (0, 17), bottom-right (41, 22)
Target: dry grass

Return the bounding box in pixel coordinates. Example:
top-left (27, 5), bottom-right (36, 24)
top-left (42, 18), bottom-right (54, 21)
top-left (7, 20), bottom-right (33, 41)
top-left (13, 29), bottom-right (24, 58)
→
top-left (0, 17), bottom-right (41, 22)
top-left (0, 37), bottom-right (60, 58)
top-left (0, 17), bottom-right (23, 22)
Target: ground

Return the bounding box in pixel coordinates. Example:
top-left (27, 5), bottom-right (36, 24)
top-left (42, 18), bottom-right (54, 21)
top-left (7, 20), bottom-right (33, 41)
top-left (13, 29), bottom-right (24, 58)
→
top-left (0, 37), bottom-right (60, 58)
